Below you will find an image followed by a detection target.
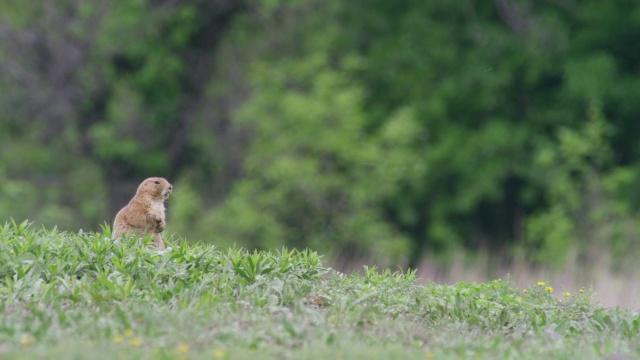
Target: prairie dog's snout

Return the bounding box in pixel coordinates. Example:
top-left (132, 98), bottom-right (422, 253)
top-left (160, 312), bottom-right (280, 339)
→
top-left (164, 185), bottom-right (173, 199)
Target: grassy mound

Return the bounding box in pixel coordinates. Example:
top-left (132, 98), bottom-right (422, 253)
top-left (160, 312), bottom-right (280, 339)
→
top-left (0, 221), bottom-right (638, 359)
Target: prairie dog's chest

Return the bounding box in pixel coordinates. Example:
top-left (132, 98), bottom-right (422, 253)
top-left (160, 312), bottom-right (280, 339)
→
top-left (149, 201), bottom-right (165, 215)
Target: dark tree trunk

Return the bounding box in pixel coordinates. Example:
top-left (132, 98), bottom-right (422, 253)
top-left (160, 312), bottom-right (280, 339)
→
top-left (93, 0), bottom-right (247, 221)
top-left (105, 163), bottom-right (141, 221)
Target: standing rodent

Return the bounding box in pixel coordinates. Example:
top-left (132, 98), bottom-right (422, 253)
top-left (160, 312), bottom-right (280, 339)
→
top-left (113, 177), bottom-right (173, 250)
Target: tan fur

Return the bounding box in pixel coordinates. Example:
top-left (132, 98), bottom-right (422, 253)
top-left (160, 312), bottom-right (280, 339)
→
top-left (113, 177), bottom-right (173, 250)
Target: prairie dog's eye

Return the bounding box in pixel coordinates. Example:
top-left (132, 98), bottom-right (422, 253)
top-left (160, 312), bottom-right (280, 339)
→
top-left (154, 181), bottom-right (160, 184)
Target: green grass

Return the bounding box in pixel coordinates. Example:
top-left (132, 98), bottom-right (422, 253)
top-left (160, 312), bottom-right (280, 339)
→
top-left (1, 220), bottom-right (639, 359)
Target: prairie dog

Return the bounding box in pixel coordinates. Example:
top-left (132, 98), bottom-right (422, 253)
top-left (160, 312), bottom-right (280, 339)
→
top-left (113, 177), bottom-right (173, 250)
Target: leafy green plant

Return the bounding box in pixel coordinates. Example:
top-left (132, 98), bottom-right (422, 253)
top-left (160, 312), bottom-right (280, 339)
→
top-left (0, 222), bottom-right (639, 359)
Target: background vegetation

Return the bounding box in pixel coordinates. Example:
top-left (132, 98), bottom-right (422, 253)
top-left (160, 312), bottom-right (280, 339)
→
top-left (1, 1), bottom-right (640, 277)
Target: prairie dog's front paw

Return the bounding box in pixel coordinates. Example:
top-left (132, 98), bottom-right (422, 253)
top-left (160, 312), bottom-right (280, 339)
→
top-left (155, 218), bottom-right (166, 233)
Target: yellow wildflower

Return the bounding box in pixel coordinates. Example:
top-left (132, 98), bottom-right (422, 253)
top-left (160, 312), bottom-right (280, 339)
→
top-left (21, 334), bottom-right (35, 346)
top-left (213, 348), bottom-right (227, 358)
top-left (10, 250), bottom-right (14, 254)
top-left (537, 281), bottom-right (545, 286)
top-left (114, 334), bottom-right (124, 343)
top-left (580, 288), bottom-right (584, 293)
top-left (564, 292), bottom-right (571, 297)
top-left (129, 337), bottom-right (143, 346)
top-left (545, 286), bottom-right (553, 294)
top-left (176, 343), bottom-right (189, 353)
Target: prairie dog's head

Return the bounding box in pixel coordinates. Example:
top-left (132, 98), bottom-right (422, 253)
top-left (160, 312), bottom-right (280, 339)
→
top-left (136, 177), bottom-right (173, 200)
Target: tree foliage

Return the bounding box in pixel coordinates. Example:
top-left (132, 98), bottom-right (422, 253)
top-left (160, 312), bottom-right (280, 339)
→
top-left (1, 0), bottom-right (640, 267)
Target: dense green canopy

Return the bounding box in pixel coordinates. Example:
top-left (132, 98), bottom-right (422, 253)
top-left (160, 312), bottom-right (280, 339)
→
top-left (1, 0), bottom-right (639, 267)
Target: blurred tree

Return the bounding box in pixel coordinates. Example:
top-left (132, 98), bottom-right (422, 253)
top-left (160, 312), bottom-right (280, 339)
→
top-left (326, 0), bottom-right (640, 266)
top-left (1, 0), bottom-right (640, 269)
top-left (168, 5), bottom-right (417, 261)
top-left (0, 0), bottom-right (244, 222)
